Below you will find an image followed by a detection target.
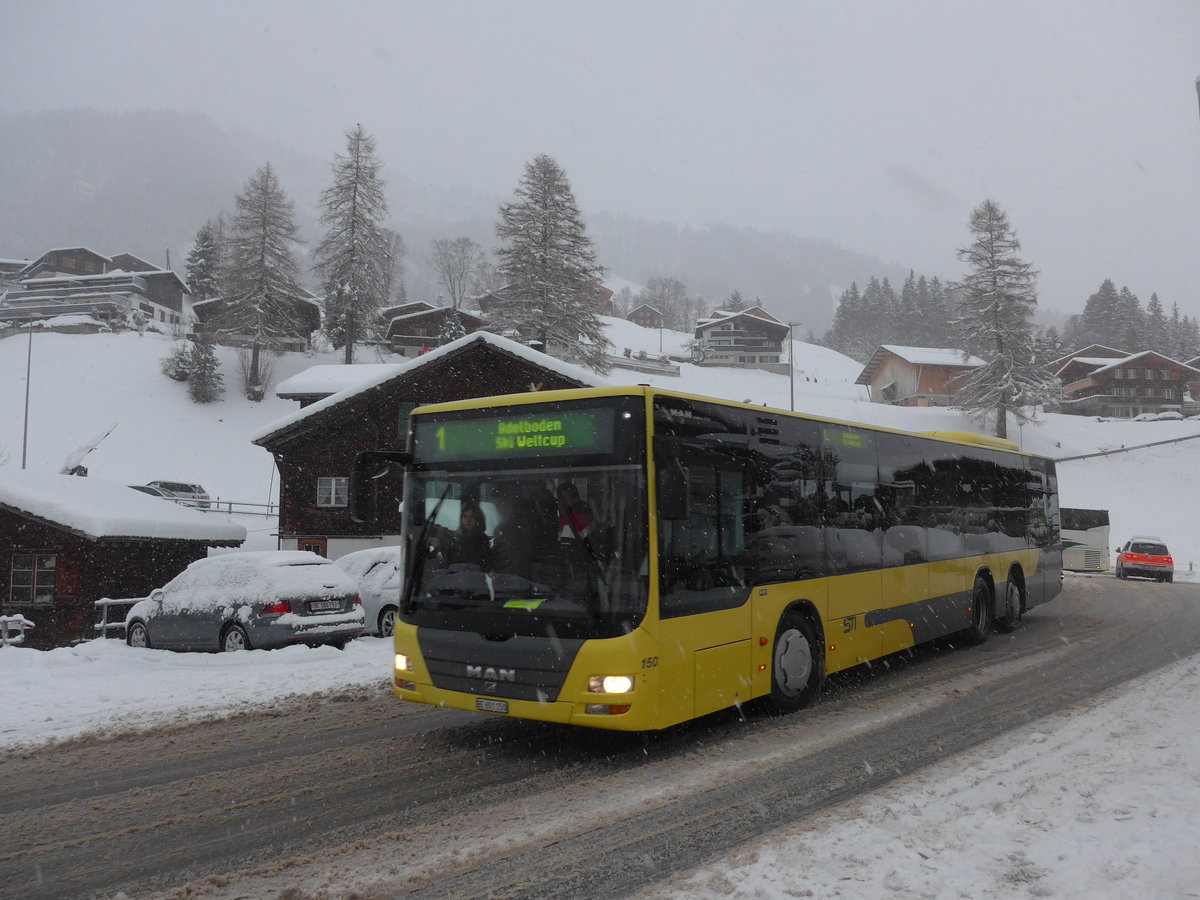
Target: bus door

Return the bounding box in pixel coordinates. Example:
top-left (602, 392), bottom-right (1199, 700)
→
top-left (874, 434), bottom-right (930, 653)
top-left (657, 459), bottom-right (753, 719)
top-left (820, 425), bottom-right (885, 665)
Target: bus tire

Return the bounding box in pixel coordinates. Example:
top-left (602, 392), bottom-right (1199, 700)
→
top-left (961, 576), bottom-right (992, 645)
top-left (995, 574), bottom-right (1023, 633)
top-left (767, 611), bottom-right (822, 714)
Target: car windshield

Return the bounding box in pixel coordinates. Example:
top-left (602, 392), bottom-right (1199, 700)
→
top-left (402, 466), bottom-right (648, 640)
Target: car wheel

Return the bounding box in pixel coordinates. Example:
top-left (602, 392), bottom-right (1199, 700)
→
top-left (767, 610), bottom-right (822, 714)
top-left (127, 621), bottom-right (151, 649)
top-left (221, 624), bottom-right (251, 652)
top-left (379, 606), bottom-right (398, 637)
top-left (1167, 574), bottom-right (1174, 583)
top-left (995, 578), bottom-right (1022, 633)
top-left (960, 576), bottom-right (992, 645)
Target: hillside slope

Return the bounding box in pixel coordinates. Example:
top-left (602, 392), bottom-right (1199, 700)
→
top-left (2, 326), bottom-right (1198, 570)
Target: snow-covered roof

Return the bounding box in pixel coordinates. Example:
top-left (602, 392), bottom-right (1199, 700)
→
top-left (17, 270), bottom-right (169, 285)
top-left (1087, 350), bottom-right (1200, 376)
top-left (275, 364), bottom-right (403, 398)
top-left (880, 345), bottom-right (985, 367)
top-left (855, 345), bottom-right (985, 386)
top-left (0, 471), bottom-right (246, 544)
top-left (1043, 344), bottom-right (1128, 370)
top-left (253, 331), bottom-right (604, 443)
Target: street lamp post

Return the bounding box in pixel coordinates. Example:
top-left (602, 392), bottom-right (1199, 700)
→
top-left (788, 321), bottom-right (803, 411)
top-left (21, 325), bottom-right (32, 469)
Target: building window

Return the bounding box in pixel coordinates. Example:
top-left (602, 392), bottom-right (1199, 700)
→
top-left (1127, 369), bottom-right (1138, 379)
top-left (1114, 369), bottom-right (1124, 379)
top-left (1145, 369), bottom-right (1154, 380)
top-left (1160, 370), bottom-right (1170, 380)
top-left (1164, 389), bottom-right (1176, 399)
top-left (9, 553), bottom-right (56, 605)
top-left (316, 476), bottom-right (349, 507)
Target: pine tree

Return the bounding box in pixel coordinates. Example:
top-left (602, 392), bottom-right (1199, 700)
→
top-left (381, 227), bottom-right (407, 305)
top-left (185, 220), bottom-right (222, 304)
top-left (951, 199), bottom-right (1058, 438)
top-left (489, 154), bottom-right (611, 373)
top-left (220, 163), bottom-right (306, 398)
top-left (438, 309), bottom-right (467, 343)
top-left (725, 290), bottom-right (746, 312)
top-left (1076, 279), bottom-right (1122, 348)
top-left (186, 333), bottom-right (224, 403)
top-left (1144, 292), bottom-right (1169, 355)
top-left (314, 124), bottom-right (389, 364)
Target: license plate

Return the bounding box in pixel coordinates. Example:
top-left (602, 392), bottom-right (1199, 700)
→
top-left (308, 600), bottom-right (341, 612)
top-left (476, 698), bottom-right (509, 714)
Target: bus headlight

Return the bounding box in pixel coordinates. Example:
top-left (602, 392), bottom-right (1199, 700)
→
top-left (588, 674), bottom-right (634, 694)
top-left (395, 653), bottom-right (412, 672)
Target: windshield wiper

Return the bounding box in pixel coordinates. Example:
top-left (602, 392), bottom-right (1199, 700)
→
top-left (406, 484), bottom-right (453, 608)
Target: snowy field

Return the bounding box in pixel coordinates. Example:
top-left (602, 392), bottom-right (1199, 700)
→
top-left (3, 321), bottom-right (1200, 897)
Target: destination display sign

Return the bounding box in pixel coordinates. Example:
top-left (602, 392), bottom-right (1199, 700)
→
top-left (414, 408), bottom-right (615, 462)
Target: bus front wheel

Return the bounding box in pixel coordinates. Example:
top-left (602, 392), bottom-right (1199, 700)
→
top-left (961, 576), bottom-right (993, 645)
top-left (767, 612), bottom-right (822, 714)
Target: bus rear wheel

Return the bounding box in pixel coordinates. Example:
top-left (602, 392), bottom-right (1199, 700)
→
top-left (995, 577), bottom-right (1023, 633)
top-left (767, 612), bottom-right (822, 714)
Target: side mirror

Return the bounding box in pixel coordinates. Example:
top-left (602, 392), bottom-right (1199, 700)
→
top-left (150, 589), bottom-right (164, 605)
top-left (350, 449), bottom-right (412, 523)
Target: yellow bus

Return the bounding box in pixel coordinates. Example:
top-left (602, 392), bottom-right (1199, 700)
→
top-left (353, 386), bottom-right (1062, 732)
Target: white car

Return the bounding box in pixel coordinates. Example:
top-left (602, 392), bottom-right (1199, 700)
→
top-left (334, 546), bottom-right (403, 636)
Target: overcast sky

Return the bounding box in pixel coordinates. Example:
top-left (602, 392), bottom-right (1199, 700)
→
top-left (5, 0), bottom-right (1199, 315)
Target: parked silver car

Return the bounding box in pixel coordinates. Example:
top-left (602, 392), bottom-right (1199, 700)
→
top-left (334, 546), bottom-right (403, 636)
top-left (128, 484), bottom-right (179, 499)
top-left (125, 551), bottom-right (365, 651)
top-left (146, 480), bottom-right (210, 508)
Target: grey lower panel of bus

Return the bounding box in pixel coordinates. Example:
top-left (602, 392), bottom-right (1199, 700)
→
top-left (417, 629), bottom-right (587, 703)
top-left (864, 591), bottom-right (973, 644)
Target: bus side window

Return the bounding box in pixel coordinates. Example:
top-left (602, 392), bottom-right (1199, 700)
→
top-left (659, 465), bottom-right (750, 618)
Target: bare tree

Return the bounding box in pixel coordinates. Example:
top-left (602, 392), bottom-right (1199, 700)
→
top-left (428, 237), bottom-right (482, 309)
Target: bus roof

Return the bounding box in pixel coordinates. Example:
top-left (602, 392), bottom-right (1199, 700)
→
top-left (410, 385), bottom-right (1033, 456)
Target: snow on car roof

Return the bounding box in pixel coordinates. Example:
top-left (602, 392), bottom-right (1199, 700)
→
top-left (0, 470), bottom-right (245, 543)
top-left (162, 551), bottom-right (358, 608)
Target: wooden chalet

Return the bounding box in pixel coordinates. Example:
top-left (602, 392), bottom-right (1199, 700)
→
top-left (693, 307), bottom-right (789, 367)
top-left (626, 304), bottom-right (664, 329)
top-left (191, 289), bottom-right (322, 351)
top-left (384, 304), bottom-right (484, 358)
top-left (856, 345), bottom-right (985, 406)
top-left (252, 332), bottom-right (601, 559)
top-left (0, 472), bottom-right (245, 648)
top-left (0, 247), bottom-right (189, 329)
top-left (1048, 348), bottom-right (1200, 418)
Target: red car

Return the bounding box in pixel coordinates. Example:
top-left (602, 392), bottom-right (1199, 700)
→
top-left (1115, 537), bottom-right (1174, 583)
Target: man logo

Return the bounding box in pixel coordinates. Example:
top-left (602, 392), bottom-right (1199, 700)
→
top-left (467, 665), bottom-right (516, 682)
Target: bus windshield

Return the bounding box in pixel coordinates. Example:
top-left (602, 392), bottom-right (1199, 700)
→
top-left (402, 467), bottom-right (647, 639)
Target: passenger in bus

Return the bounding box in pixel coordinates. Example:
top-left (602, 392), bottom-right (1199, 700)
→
top-left (556, 482), bottom-right (594, 538)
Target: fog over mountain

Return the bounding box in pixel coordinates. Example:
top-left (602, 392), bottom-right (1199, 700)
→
top-left (0, 109), bottom-right (900, 330)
